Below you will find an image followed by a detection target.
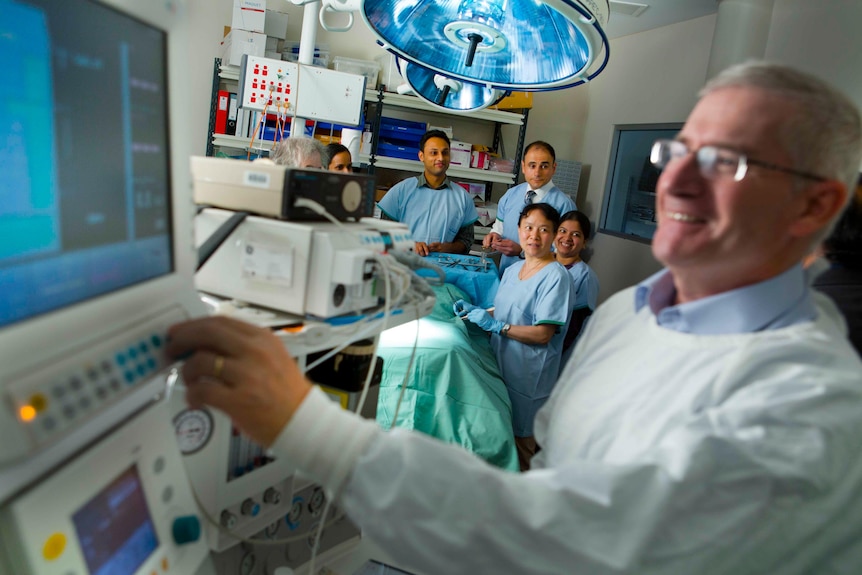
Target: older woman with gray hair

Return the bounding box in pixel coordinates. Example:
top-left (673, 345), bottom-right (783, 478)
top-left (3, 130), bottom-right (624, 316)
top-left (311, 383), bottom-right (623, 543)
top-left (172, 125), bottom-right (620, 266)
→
top-left (269, 136), bottom-right (328, 169)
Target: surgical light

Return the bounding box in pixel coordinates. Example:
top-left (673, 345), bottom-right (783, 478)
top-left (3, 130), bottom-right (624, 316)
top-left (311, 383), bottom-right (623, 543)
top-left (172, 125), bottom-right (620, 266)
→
top-left (357, 0), bottom-right (610, 91)
top-left (400, 58), bottom-right (507, 113)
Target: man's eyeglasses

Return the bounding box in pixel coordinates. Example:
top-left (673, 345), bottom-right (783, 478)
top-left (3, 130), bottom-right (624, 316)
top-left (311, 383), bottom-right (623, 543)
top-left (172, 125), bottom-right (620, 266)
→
top-left (650, 139), bottom-right (827, 183)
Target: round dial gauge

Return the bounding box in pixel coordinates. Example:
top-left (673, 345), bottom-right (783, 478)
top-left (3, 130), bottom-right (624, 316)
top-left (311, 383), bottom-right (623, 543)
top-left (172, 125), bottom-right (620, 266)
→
top-left (173, 408), bottom-right (214, 455)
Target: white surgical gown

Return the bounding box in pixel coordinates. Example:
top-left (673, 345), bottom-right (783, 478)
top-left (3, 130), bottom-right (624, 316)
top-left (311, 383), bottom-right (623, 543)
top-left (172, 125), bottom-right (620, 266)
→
top-left (272, 289), bottom-right (862, 575)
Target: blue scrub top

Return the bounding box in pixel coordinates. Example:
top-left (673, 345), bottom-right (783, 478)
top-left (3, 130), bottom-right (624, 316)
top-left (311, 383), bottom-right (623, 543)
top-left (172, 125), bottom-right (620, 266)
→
top-left (377, 176), bottom-right (478, 244)
top-left (565, 260), bottom-right (599, 311)
top-left (491, 260), bottom-right (573, 437)
top-left (496, 183), bottom-right (576, 274)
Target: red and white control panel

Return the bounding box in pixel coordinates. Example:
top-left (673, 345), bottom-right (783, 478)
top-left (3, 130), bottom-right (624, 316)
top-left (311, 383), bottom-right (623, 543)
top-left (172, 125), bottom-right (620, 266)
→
top-left (239, 55), bottom-right (298, 113)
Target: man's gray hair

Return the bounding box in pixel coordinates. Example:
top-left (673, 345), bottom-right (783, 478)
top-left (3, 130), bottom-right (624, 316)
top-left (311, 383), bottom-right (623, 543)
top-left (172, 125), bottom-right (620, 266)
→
top-left (701, 60), bottom-right (862, 200)
top-left (270, 136), bottom-right (328, 168)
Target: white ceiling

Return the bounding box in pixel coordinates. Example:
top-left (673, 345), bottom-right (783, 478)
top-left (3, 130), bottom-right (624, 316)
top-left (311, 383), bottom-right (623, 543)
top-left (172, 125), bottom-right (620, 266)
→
top-left (604, 0), bottom-right (720, 39)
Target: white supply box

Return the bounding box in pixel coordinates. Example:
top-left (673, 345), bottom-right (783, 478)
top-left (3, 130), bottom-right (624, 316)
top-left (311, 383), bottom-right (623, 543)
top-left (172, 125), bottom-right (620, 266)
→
top-left (221, 29), bottom-right (266, 67)
top-left (232, 0), bottom-right (266, 33)
top-left (264, 8), bottom-right (289, 39)
top-left (449, 140), bottom-right (472, 167)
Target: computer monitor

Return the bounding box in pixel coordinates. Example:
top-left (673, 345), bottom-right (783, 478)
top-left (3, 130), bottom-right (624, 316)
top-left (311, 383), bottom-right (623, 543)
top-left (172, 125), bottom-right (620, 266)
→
top-left (0, 0), bottom-right (204, 501)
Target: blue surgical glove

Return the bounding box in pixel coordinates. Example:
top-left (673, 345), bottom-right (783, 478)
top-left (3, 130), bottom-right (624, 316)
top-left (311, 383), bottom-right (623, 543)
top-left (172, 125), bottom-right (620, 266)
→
top-left (465, 308), bottom-right (505, 334)
top-left (453, 299), bottom-right (479, 318)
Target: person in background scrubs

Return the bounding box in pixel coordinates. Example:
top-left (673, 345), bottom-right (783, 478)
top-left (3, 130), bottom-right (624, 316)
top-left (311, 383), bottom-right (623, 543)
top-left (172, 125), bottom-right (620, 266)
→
top-left (167, 61), bottom-right (862, 574)
top-left (482, 141), bottom-right (576, 274)
top-left (326, 143), bottom-right (353, 173)
top-left (455, 202), bottom-right (573, 470)
top-left (377, 130), bottom-right (478, 256)
top-left (554, 210), bottom-right (600, 361)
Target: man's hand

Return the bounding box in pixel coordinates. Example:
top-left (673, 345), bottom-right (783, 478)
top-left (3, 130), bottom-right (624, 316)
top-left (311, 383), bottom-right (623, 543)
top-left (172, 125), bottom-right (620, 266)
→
top-left (492, 238), bottom-right (522, 257)
top-left (483, 232), bottom-right (501, 248)
top-left (415, 241), bottom-right (430, 256)
top-left (427, 242), bottom-right (444, 253)
top-left (166, 316), bottom-right (312, 447)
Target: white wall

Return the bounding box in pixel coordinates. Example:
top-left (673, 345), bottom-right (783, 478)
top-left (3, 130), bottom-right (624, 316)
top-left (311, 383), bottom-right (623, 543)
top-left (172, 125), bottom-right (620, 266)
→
top-left (188, 0), bottom-right (233, 157)
top-left (766, 0), bottom-right (862, 118)
top-left (578, 15), bottom-right (718, 302)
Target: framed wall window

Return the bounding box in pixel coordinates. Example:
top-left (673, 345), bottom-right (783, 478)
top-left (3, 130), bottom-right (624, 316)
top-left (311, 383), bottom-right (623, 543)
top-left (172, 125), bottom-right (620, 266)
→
top-left (599, 123), bottom-right (683, 243)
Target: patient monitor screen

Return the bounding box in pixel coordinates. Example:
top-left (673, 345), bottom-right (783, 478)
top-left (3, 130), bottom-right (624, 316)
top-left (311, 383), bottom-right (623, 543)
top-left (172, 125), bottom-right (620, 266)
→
top-left (72, 465), bottom-right (159, 575)
top-left (0, 0), bottom-right (173, 327)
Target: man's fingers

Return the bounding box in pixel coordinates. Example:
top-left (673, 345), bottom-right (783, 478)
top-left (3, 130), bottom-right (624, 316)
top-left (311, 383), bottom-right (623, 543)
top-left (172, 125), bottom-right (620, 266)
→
top-left (180, 350), bottom-right (238, 387)
top-left (166, 316), bottom-right (260, 360)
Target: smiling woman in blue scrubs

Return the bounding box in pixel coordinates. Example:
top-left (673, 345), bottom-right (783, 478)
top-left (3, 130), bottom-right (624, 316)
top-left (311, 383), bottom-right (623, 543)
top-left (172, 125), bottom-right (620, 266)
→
top-left (455, 203), bottom-right (573, 470)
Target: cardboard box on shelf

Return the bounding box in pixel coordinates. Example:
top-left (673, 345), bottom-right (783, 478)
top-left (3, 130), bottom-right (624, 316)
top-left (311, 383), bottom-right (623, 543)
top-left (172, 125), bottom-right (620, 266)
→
top-left (490, 91), bottom-right (533, 110)
top-left (475, 203), bottom-right (498, 227)
top-left (471, 150), bottom-right (490, 169)
top-left (232, 0), bottom-right (266, 34)
top-left (427, 125), bottom-right (453, 139)
top-left (264, 9), bottom-right (289, 39)
top-left (449, 141), bottom-right (472, 167)
top-left (221, 29), bottom-right (266, 67)
top-left (457, 182), bottom-right (485, 200)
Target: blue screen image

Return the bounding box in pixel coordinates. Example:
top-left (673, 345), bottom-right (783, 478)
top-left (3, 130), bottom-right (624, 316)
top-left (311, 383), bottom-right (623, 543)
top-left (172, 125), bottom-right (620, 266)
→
top-left (0, 0), bottom-right (173, 327)
top-left (72, 465), bottom-right (159, 575)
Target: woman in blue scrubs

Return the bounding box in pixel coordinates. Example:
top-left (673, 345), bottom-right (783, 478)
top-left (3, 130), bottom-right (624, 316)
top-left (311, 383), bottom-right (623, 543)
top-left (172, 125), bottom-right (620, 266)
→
top-left (455, 203), bottom-right (573, 470)
top-left (555, 210), bottom-right (600, 354)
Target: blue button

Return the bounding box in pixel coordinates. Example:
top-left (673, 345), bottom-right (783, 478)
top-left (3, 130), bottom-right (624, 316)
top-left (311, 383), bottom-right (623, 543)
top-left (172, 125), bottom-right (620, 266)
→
top-left (139, 342), bottom-right (149, 354)
top-left (147, 357), bottom-right (157, 370)
top-left (172, 516), bottom-right (201, 545)
top-left (116, 353), bottom-right (126, 366)
top-left (128, 347), bottom-right (138, 359)
top-left (151, 334), bottom-right (163, 348)
top-left (124, 371), bottom-right (135, 383)
top-left (136, 364), bottom-right (146, 376)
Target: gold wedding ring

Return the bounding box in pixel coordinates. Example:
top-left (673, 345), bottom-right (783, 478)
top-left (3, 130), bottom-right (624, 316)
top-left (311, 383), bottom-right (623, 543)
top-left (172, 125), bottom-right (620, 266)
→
top-left (213, 354), bottom-right (225, 379)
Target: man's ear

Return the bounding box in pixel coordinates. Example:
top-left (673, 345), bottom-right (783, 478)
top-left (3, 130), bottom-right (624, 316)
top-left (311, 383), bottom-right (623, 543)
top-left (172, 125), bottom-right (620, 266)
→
top-left (789, 179), bottom-right (848, 239)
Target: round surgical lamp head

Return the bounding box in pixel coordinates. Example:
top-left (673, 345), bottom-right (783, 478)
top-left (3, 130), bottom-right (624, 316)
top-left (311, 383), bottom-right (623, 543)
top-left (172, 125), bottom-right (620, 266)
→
top-left (401, 58), bottom-right (505, 113)
top-left (358, 0), bottom-right (610, 91)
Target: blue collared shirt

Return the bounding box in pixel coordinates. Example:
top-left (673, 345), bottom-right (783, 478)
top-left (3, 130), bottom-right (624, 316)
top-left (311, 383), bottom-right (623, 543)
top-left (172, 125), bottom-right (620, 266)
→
top-left (634, 264), bottom-right (818, 334)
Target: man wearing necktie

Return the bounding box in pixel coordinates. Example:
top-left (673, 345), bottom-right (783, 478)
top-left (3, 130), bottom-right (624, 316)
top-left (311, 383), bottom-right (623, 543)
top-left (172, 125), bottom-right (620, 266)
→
top-left (483, 141), bottom-right (576, 274)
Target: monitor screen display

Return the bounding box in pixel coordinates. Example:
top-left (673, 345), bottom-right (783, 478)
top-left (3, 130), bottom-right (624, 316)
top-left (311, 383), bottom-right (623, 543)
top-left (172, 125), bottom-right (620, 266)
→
top-left (72, 465), bottom-right (159, 575)
top-left (0, 0), bottom-right (173, 327)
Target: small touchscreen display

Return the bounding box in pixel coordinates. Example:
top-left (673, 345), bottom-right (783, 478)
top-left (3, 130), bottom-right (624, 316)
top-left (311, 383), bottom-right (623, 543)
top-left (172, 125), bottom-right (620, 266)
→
top-left (72, 465), bottom-right (159, 575)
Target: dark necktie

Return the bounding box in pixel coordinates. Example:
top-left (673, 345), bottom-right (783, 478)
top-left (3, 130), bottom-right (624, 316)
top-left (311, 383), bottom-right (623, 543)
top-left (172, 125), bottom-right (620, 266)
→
top-left (525, 190), bottom-right (537, 205)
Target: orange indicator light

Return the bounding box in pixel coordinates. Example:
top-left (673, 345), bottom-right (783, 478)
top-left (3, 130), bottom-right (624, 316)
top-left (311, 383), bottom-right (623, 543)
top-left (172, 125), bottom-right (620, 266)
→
top-left (20, 405), bottom-right (37, 422)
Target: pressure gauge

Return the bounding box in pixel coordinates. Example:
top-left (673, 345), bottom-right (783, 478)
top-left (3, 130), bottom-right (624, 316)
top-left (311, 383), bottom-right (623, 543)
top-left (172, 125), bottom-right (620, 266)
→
top-left (173, 408), bottom-right (214, 455)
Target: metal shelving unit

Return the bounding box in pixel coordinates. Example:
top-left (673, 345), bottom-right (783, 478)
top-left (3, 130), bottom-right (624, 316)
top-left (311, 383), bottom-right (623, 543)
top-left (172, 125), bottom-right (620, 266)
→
top-left (205, 61), bottom-right (531, 194)
top-left (362, 87), bottom-right (530, 193)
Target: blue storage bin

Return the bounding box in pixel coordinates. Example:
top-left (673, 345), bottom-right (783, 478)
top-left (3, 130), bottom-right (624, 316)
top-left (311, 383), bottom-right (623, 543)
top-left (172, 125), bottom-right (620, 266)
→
top-left (380, 117), bottom-right (426, 143)
top-left (377, 141), bottom-right (420, 160)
